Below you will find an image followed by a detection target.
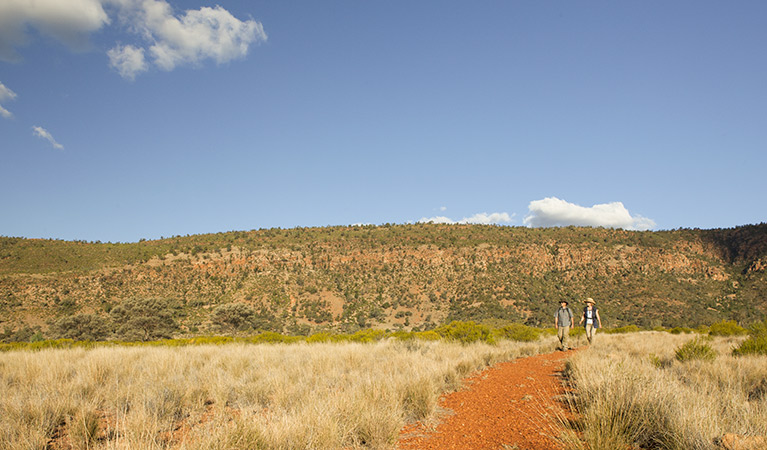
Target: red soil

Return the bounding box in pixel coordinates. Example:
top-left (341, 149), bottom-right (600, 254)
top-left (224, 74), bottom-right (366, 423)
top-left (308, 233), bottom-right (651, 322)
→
top-left (397, 349), bottom-right (576, 450)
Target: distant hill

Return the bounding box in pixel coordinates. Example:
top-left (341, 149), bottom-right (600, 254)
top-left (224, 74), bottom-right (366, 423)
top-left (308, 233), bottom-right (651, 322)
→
top-left (2, 223), bottom-right (766, 339)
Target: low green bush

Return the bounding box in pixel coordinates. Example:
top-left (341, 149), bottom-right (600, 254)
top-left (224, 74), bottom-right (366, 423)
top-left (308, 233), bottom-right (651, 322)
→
top-left (389, 330), bottom-right (415, 341)
top-left (732, 335), bottom-right (767, 356)
top-left (695, 325), bottom-right (710, 334)
top-left (675, 338), bottom-right (717, 362)
top-left (748, 319), bottom-right (767, 337)
top-left (186, 335), bottom-right (237, 345)
top-left (708, 320), bottom-right (748, 337)
top-left (413, 330), bottom-right (441, 341)
top-left (732, 319), bottom-right (767, 356)
top-left (305, 332), bottom-right (335, 343)
top-left (347, 329), bottom-right (387, 343)
top-left (434, 321), bottom-right (495, 344)
top-left (248, 332), bottom-right (302, 344)
top-left (670, 327), bottom-right (694, 334)
top-left (0, 338), bottom-right (100, 352)
top-left (494, 323), bottom-right (542, 342)
top-left (569, 326), bottom-right (585, 337)
top-left (540, 327), bottom-right (557, 336)
top-left (603, 325), bottom-right (642, 334)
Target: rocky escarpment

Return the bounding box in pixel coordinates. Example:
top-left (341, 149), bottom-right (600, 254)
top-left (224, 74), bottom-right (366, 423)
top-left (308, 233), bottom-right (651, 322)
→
top-left (1, 223), bottom-right (766, 337)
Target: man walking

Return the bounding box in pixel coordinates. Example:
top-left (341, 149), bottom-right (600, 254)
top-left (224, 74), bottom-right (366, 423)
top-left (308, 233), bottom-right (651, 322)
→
top-left (554, 300), bottom-right (574, 351)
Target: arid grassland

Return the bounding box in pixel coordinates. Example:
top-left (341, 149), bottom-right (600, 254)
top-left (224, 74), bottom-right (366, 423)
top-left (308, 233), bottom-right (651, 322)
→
top-left (0, 337), bottom-right (556, 450)
top-left (561, 332), bottom-right (767, 450)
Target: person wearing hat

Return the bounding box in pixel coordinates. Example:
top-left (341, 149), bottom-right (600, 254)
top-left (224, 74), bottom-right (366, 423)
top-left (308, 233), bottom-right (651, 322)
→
top-left (579, 298), bottom-right (602, 344)
top-left (554, 300), bottom-right (574, 351)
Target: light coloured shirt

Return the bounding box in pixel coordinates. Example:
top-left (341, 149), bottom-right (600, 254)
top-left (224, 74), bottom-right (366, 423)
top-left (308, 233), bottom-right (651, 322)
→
top-left (555, 307), bottom-right (574, 327)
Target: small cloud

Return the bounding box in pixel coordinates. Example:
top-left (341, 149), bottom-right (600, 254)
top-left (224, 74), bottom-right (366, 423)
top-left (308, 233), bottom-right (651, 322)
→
top-left (440, 206), bottom-right (447, 212)
top-left (0, 81), bottom-right (17, 119)
top-left (108, 0), bottom-right (267, 79)
top-left (0, 0), bottom-right (110, 62)
top-left (523, 197), bottom-right (655, 230)
top-left (462, 212), bottom-right (515, 225)
top-left (107, 44), bottom-right (148, 80)
top-left (419, 215), bottom-right (455, 224)
top-left (0, 0), bottom-right (265, 79)
top-left (419, 212), bottom-right (514, 225)
top-left (32, 126), bottom-right (64, 149)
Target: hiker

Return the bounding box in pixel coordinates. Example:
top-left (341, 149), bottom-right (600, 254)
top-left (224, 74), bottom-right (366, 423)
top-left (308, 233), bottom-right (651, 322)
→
top-left (554, 300), bottom-right (574, 351)
top-left (579, 298), bottom-right (602, 344)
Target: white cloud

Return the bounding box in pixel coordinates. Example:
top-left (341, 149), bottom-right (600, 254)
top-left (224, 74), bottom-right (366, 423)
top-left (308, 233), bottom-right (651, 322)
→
top-left (440, 206), bottom-right (447, 212)
top-left (0, 81), bottom-right (17, 119)
top-left (463, 212), bottom-right (515, 225)
top-left (0, 0), bottom-right (265, 79)
top-left (32, 126), bottom-right (64, 149)
top-left (523, 197), bottom-right (656, 230)
top-left (107, 44), bottom-right (147, 80)
top-left (0, 0), bottom-right (110, 62)
top-left (419, 212), bottom-right (515, 225)
top-left (419, 215), bottom-right (455, 224)
top-left (107, 0), bottom-right (267, 78)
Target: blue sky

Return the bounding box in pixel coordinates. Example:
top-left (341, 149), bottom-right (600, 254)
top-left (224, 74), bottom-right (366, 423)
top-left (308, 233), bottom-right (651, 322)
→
top-left (1, 1), bottom-right (765, 243)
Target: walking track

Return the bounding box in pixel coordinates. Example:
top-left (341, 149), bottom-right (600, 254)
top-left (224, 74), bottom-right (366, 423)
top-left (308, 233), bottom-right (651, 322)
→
top-left (397, 349), bottom-right (577, 450)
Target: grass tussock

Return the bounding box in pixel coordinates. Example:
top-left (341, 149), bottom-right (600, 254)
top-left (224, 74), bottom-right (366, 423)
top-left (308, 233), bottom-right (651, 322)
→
top-left (559, 332), bottom-right (767, 450)
top-left (0, 337), bottom-right (556, 449)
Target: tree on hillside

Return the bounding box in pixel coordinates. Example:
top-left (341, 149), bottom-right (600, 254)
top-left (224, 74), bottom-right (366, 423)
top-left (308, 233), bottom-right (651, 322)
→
top-left (211, 302), bottom-right (256, 332)
top-left (110, 297), bottom-right (178, 341)
top-left (50, 313), bottom-right (113, 341)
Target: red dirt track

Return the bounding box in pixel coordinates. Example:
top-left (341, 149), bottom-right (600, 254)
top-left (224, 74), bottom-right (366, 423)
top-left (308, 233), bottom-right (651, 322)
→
top-left (397, 349), bottom-right (575, 450)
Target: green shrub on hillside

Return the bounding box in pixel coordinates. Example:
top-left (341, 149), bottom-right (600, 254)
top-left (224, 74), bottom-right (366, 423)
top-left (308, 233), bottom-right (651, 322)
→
top-left (434, 321), bottom-right (495, 344)
top-left (110, 297), bottom-right (179, 341)
top-left (211, 303), bottom-right (257, 332)
top-left (675, 338), bottom-right (717, 362)
top-left (708, 320), bottom-right (748, 337)
top-left (50, 313), bottom-right (113, 341)
top-left (0, 325), bottom-right (43, 343)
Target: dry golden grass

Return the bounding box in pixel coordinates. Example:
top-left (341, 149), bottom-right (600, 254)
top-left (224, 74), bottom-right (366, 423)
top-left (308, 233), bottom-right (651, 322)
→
top-left (0, 337), bottom-right (556, 449)
top-left (559, 332), bottom-right (767, 450)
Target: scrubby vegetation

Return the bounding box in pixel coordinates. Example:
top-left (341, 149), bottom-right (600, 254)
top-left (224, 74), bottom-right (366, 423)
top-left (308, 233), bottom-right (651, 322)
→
top-left (559, 332), bottom-right (767, 450)
top-left (2, 223), bottom-right (766, 339)
top-left (674, 337), bottom-right (718, 362)
top-left (733, 319), bottom-right (767, 356)
top-left (708, 319), bottom-right (749, 337)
